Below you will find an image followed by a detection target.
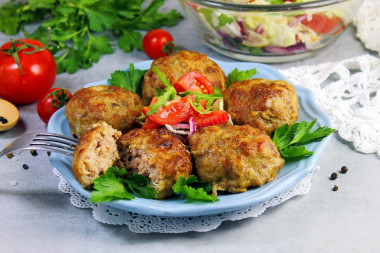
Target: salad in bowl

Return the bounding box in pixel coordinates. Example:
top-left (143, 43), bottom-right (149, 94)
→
top-left (180, 0), bottom-right (362, 62)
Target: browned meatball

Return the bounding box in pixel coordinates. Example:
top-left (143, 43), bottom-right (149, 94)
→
top-left (142, 50), bottom-right (227, 104)
top-left (72, 122), bottom-right (122, 189)
top-left (223, 79), bottom-right (299, 135)
top-left (116, 128), bottom-right (193, 199)
top-left (65, 85), bottom-right (144, 138)
top-left (189, 124), bottom-right (284, 194)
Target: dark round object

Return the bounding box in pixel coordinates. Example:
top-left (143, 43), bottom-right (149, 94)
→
top-left (330, 172), bottom-right (338, 180)
top-left (340, 166), bottom-right (348, 173)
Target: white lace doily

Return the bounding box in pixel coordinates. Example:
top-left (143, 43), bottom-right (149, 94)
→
top-left (280, 54), bottom-right (380, 156)
top-left (54, 167), bottom-right (318, 233)
top-left (354, 0), bottom-right (380, 55)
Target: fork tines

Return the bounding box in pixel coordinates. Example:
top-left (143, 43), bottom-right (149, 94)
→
top-left (30, 133), bottom-right (78, 155)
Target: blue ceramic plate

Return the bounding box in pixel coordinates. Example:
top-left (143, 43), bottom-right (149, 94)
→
top-left (47, 60), bottom-right (332, 217)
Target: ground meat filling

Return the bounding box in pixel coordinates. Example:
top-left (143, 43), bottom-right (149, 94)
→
top-left (72, 122), bottom-right (121, 189)
top-left (116, 128), bottom-right (193, 199)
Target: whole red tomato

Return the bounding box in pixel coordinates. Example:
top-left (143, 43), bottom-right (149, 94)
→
top-left (142, 29), bottom-right (175, 59)
top-left (37, 88), bottom-right (72, 124)
top-left (0, 39), bottom-right (57, 104)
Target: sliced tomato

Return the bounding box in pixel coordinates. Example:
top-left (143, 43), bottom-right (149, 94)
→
top-left (142, 97), bottom-right (193, 125)
top-left (301, 14), bottom-right (342, 34)
top-left (142, 117), bottom-right (162, 129)
top-left (173, 72), bottom-right (214, 94)
top-left (193, 110), bottom-right (229, 128)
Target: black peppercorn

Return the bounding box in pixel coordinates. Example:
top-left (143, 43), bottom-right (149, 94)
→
top-left (47, 151), bottom-right (51, 156)
top-left (333, 185), bottom-right (338, 191)
top-left (340, 166), bottom-right (348, 173)
top-left (30, 150), bottom-right (38, 156)
top-left (0, 116), bottom-right (8, 124)
top-left (330, 172), bottom-right (338, 180)
top-left (22, 164), bottom-right (29, 170)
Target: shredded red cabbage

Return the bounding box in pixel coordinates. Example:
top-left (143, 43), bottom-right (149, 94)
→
top-left (254, 24), bottom-right (265, 35)
top-left (263, 42), bottom-right (307, 54)
top-left (289, 15), bottom-right (308, 27)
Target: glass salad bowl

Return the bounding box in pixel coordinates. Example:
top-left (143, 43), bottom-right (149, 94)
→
top-left (179, 0), bottom-right (362, 63)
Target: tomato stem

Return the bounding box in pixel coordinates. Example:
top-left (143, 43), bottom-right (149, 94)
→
top-left (0, 28), bottom-right (58, 76)
top-left (162, 41), bottom-right (179, 56)
top-left (43, 88), bottom-right (70, 108)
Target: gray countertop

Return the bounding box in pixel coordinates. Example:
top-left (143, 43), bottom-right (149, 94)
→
top-left (1, 0), bottom-right (379, 252)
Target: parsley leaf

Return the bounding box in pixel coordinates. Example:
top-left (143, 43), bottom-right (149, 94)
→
top-left (117, 30), bottom-right (143, 53)
top-left (172, 175), bottom-right (219, 202)
top-left (124, 174), bottom-right (157, 199)
top-left (0, 2), bottom-right (22, 35)
top-left (90, 167), bottom-right (134, 203)
top-left (108, 63), bottom-right (147, 94)
top-left (145, 67), bottom-right (177, 116)
top-left (90, 167), bottom-right (158, 203)
top-left (272, 119), bottom-right (335, 160)
top-left (227, 68), bottom-right (257, 87)
top-left (280, 146), bottom-right (314, 160)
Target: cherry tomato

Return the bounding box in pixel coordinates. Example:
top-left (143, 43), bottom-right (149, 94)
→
top-left (173, 72), bottom-right (214, 94)
top-left (142, 29), bottom-right (174, 59)
top-left (142, 97), bottom-right (193, 125)
top-left (192, 110), bottom-right (229, 128)
top-left (37, 88), bottom-right (72, 124)
top-left (0, 39), bottom-right (57, 104)
top-left (301, 14), bottom-right (342, 34)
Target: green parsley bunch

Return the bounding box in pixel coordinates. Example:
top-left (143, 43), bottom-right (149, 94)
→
top-left (0, 0), bottom-right (183, 74)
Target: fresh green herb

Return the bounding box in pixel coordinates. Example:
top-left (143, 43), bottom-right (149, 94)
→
top-left (180, 86), bottom-right (224, 114)
top-left (272, 119), bottom-right (335, 160)
top-left (124, 174), bottom-right (157, 199)
top-left (90, 167), bottom-right (134, 203)
top-left (108, 63), bottom-right (147, 94)
top-left (0, 0), bottom-right (183, 74)
top-left (145, 66), bottom-right (177, 116)
top-left (90, 166), bottom-right (157, 203)
top-left (227, 68), bottom-right (257, 87)
top-left (172, 175), bottom-right (219, 202)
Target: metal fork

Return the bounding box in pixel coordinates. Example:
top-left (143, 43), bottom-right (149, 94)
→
top-left (0, 132), bottom-right (78, 157)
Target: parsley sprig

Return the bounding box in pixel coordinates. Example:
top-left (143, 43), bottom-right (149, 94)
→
top-left (90, 167), bottom-right (218, 203)
top-left (172, 175), bottom-right (219, 202)
top-left (90, 167), bottom-right (157, 203)
top-left (227, 67), bottom-right (257, 87)
top-left (272, 119), bottom-right (335, 160)
top-left (107, 63), bottom-right (147, 95)
top-left (0, 0), bottom-right (183, 74)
